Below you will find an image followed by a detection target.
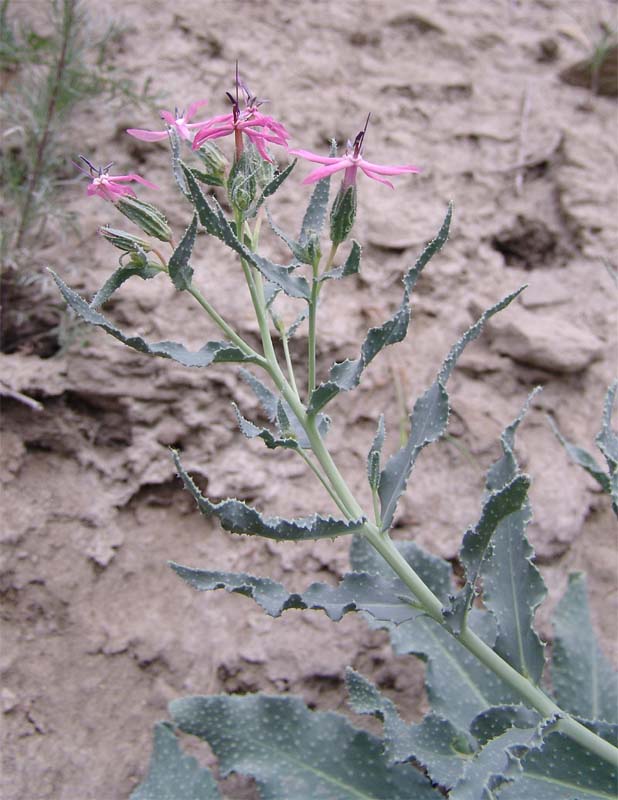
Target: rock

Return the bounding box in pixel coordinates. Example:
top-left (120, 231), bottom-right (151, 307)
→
top-left (487, 307), bottom-right (604, 373)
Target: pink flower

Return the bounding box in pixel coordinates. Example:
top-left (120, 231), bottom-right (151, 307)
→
top-left (76, 156), bottom-right (158, 202)
top-left (289, 120), bottom-right (421, 189)
top-left (192, 75), bottom-right (289, 162)
top-left (127, 100), bottom-right (210, 142)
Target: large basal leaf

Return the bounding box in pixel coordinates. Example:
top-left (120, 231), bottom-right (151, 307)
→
top-left (551, 573), bottom-right (618, 724)
top-left (496, 729), bottom-right (618, 799)
top-left (130, 721), bottom-right (221, 800)
top-left (307, 206), bottom-right (453, 416)
top-left (346, 668), bottom-right (472, 788)
top-left (173, 450), bottom-right (365, 541)
top-left (378, 286), bottom-right (525, 532)
top-left (168, 214), bottom-right (197, 291)
top-left (182, 166), bottom-right (310, 299)
top-left (548, 416), bottom-right (611, 493)
top-left (170, 693), bottom-right (442, 800)
top-left (450, 724), bottom-right (540, 800)
top-left (51, 271), bottom-right (261, 367)
top-left (390, 609), bottom-right (521, 731)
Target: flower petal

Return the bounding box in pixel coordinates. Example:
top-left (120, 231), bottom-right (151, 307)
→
top-left (358, 158), bottom-right (421, 176)
top-left (126, 128), bottom-right (168, 142)
top-left (185, 99), bottom-right (209, 121)
top-left (301, 161), bottom-right (349, 184)
top-left (288, 148), bottom-right (343, 166)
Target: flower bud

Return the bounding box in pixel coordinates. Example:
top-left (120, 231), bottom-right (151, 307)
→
top-left (99, 226), bottom-right (152, 253)
top-left (329, 184), bottom-right (357, 246)
top-left (195, 141), bottom-right (227, 187)
top-left (304, 233), bottom-right (322, 265)
top-left (227, 149), bottom-right (257, 214)
top-left (115, 197), bottom-right (172, 242)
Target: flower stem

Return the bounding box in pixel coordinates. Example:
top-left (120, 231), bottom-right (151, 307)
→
top-left (307, 243), bottom-right (338, 400)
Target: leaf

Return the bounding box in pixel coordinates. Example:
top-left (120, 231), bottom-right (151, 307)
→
top-left (470, 705), bottom-right (541, 746)
top-left (170, 693), bottom-right (441, 799)
top-left (130, 721), bottom-right (221, 800)
top-left (233, 404), bottom-right (300, 451)
top-left (252, 158), bottom-right (296, 214)
top-left (345, 668), bottom-right (472, 787)
top-left (168, 214), bottom-right (197, 291)
top-left (170, 562), bottom-right (432, 623)
top-left (307, 300), bottom-right (411, 414)
top-left (551, 573), bottom-right (618, 723)
top-left (450, 724), bottom-right (540, 800)
top-left (378, 286), bottom-right (525, 533)
top-left (239, 368), bottom-right (279, 421)
top-left (307, 205), bottom-right (453, 416)
top-left (183, 166), bottom-right (310, 299)
top-left (320, 240), bottom-right (362, 282)
top-left (367, 414), bottom-right (386, 490)
top-left (497, 730), bottom-right (618, 799)
top-left (299, 142), bottom-right (335, 245)
top-left (597, 381), bottom-right (618, 466)
top-left (265, 207), bottom-right (310, 263)
top-left (51, 271), bottom-right (261, 368)
top-left (173, 450), bottom-right (365, 541)
top-left (446, 475), bottom-right (531, 635)
top-left (548, 416), bottom-right (611, 493)
top-left (89, 262), bottom-right (161, 309)
top-left (390, 609), bottom-right (521, 731)
top-left (481, 406), bottom-right (546, 684)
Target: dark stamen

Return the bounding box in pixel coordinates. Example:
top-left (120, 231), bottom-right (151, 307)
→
top-left (79, 154), bottom-right (98, 175)
top-left (353, 113), bottom-right (371, 157)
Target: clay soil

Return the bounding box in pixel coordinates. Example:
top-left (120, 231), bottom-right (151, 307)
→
top-left (1, 1), bottom-right (617, 798)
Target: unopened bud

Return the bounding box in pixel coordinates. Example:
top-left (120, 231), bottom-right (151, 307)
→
top-left (227, 150), bottom-right (257, 214)
top-left (99, 226), bottom-right (152, 253)
top-left (195, 142), bottom-right (227, 186)
top-left (329, 184), bottom-right (357, 246)
top-left (116, 197), bottom-right (172, 242)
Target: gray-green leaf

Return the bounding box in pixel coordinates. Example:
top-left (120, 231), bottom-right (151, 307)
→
top-left (51, 271), bottom-right (260, 368)
top-left (89, 262), bottom-right (161, 309)
top-left (173, 450), bottom-right (365, 541)
top-left (130, 722), bottom-right (221, 800)
top-left (170, 693), bottom-right (441, 799)
top-left (551, 573), bottom-right (618, 723)
top-left (168, 214), bottom-right (197, 291)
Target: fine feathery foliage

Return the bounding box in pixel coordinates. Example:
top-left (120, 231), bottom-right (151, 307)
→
top-left (53, 73), bottom-right (618, 798)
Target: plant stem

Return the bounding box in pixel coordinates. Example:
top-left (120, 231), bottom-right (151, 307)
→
top-left (187, 284), bottom-right (264, 364)
top-left (307, 243), bottom-right (338, 399)
top-left (16, 0), bottom-right (76, 248)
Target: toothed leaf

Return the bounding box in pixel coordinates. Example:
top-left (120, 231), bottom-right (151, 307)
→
top-left (548, 416), bottom-right (611, 493)
top-left (233, 404), bottom-right (300, 451)
top-left (239, 369), bottom-right (279, 421)
top-left (89, 262), bottom-right (161, 309)
top-left (170, 694), bottom-right (441, 799)
top-left (51, 272), bottom-right (260, 367)
top-left (597, 381), bottom-right (618, 467)
top-left (173, 450), bottom-right (364, 541)
top-left (183, 166), bottom-right (310, 299)
top-left (390, 610), bottom-right (520, 730)
top-left (345, 669), bottom-right (471, 786)
top-left (450, 724), bottom-right (540, 800)
top-left (321, 240), bottom-right (361, 282)
top-left (446, 475), bottom-right (531, 635)
top-left (552, 573), bottom-right (618, 723)
top-left (379, 287), bottom-right (525, 534)
top-left (169, 126), bottom-right (190, 197)
top-left (130, 722), bottom-right (221, 800)
top-left (168, 214), bottom-right (197, 291)
top-left (497, 728), bottom-right (618, 799)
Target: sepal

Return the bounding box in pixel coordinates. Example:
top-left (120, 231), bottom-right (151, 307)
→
top-left (116, 196), bottom-right (172, 242)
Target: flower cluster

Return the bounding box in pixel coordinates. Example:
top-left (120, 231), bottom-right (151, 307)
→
top-left (78, 71), bottom-right (420, 208)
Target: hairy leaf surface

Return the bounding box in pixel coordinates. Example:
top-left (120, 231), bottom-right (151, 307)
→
top-left (170, 694), bottom-right (441, 799)
top-left (168, 214), bottom-right (197, 291)
top-left (173, 450), bottom-right (365, 541)
top-left (552, 573), bottom-right (618, 723)
top-left (89, 262), bottom-right (161, 309)
top-left (130, 722), bottom-right (221, 800)
top-left (52, 272), bottom-right (260, 367)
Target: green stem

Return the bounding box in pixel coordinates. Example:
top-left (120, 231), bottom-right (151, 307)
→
top-left (188, 284), bottom-right (264, 364)
top-left (307, 243), bottom-right (338, 399)
top-left (278, 322), bottom-right (300, 399)
top-left (286, 405), bottom-right (618, 767)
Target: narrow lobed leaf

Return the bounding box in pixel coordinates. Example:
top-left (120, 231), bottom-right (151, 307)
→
top-left (320, 240), bottom-right (362, 282)
top-left (89, 262), bottom-right (161, 309)
top-left (51, 271), bottom-right (260, 368)
top-left (168, 214), bottom-right (197, 291)
top-left (173, 450), bottom-right (365, 541)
